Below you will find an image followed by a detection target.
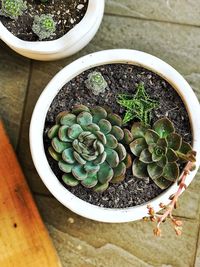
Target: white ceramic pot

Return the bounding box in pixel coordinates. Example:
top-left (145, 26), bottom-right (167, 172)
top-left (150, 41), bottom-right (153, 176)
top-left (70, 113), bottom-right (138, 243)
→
top-left (30, 49), bottom-right (200, 222)
top-left (0, 0), bottom-right (104, 60)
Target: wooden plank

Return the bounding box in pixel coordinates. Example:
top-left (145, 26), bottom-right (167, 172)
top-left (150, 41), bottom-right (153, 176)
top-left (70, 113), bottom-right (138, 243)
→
top-left (105, 0), bottom-right (200, 26)
top-left (0, 121), bottom-right (61, 267)
top-left (17, 15), bottom-right (200, 195)
top-left (0, 42), bottom-right (30, 148)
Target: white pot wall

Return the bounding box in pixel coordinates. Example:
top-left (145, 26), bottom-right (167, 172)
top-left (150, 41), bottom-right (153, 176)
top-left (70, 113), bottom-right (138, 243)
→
top-left (0, 0), bottom-right (104, 60)
top-left (30, 49), bottom-right (200, 223)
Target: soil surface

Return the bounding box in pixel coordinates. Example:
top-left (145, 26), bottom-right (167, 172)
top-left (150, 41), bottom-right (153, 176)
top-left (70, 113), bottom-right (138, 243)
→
top-left (0, 0), bottom-right (88, 41)
top-left (43, 64), bottom-right (192, 208)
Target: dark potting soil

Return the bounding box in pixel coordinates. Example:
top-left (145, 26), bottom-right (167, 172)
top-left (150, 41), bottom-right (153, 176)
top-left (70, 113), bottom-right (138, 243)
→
top-left (0, 0), bottom-right (88, 41)
top-left (43, 64), bottom-right (192, 208)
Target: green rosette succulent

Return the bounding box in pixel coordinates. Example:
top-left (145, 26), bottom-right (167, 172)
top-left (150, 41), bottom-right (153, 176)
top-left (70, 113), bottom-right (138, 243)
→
top-left (48, 105), bottom-right (132, 192)
top-left (32, 14), bottom-right (56, 40)
top-left (0, 0), bottom-right (27, 20)
top-left (130, 118), bottom-right (196, 189)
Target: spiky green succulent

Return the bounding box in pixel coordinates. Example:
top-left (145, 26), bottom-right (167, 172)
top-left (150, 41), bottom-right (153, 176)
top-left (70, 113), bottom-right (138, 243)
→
top-left (32, 14), bottom-right (56, 40)
top-left (85, 71), bottom-right (108, 96)
top-left (48, 105), bottom-right (132, 192)
top-left (0, 0), bottom-right (27, 20)
top-left (130, 118), bottom-right (196, 189)
top-left (117, 83), bottom-right (158, 125)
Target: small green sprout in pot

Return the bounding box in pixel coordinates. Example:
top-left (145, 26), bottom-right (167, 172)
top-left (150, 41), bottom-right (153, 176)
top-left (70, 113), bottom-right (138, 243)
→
top-left (130, 117), bottom-right (196, 189)
top-left (32, 14), bottom-right (56, 40)
top-left (85, 71), bottom-right (108, 96)
top-left (0, 0), bottom-right (27, 20)
top-left (47, 105), bottom-right (132, 192)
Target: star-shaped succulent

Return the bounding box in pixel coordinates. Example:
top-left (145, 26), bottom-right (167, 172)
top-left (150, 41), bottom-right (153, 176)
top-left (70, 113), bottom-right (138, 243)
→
top-left (117, 83), bottom-right (158, 125)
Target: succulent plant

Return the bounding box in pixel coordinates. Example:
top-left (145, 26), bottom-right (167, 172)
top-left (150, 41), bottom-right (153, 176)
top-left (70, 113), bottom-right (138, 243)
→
top-left (117, 83), bottom-right (158, 125)
top-left (32, 14), bottom-right (56, 40)
top-left (0, 0), bottom-right (27, 20)
top-left (85, 71), bottom-right (108, 96)
top-left (130, 118), bottom-right (196, 189)
top-left (48, 105), bottom-right (132, 192)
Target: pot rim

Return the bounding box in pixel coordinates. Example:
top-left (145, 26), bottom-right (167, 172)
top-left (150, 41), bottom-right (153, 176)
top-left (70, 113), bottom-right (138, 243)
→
top-left (0, 0), bottom-right (104, 54)
top-left (29, 49), bottom-right (200, 223)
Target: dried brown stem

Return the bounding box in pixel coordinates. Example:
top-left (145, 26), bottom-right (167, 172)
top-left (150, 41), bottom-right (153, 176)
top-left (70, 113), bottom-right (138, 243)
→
top-left (146, 161), bottom-right (195, 236)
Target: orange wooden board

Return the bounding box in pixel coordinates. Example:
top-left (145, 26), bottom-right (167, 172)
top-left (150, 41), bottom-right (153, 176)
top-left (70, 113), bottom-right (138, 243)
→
top-left (0, 121), bottom-right (62, 267)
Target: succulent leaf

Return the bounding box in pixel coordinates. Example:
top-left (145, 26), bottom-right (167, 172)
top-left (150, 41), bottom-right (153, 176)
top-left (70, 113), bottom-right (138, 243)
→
top-left (115, 144), bottom-right (126, 161)
top-left (132, 159), bottom-right (148, 179)
top-left (72, 105), bottom-right (89, 114)
top-left (111, 162), bottom-right (126, 183)
top-left (91, 106), bottom-right (107, 123)
top-left (124, 154), bottom-right (132, 169)
top-left (98, 162), bottom-right (114, 184)
top-left (166, 148), bottom-right (178, 162)
top-left (107, 113), bottom-right (122, 127)
top-left (144, 129), bottom-right (159, 145)
top-left (110, 125), bottom-right (124, 141)
top-left (98, 119), bottom-right (112, 134)
top-left (105, 134), bottom-right (118, 149)
top-left (77, 112), bottom-right (93, 126)
top-left (94, 182), bottom-right (109, 193)
top-left (52, 137), bottom-right (71, 153)
top-left (139, 148), bottom-right (152, 163)
top-left (163, 162), bottom-right (179, 181)
top-left (131, 122), bottom-right (148, 139)
top-left (123, 129), bottom-right (134, 144)
top-left (62, 148), bottom-right (75, 164)
top-left (62, 174), bottom-right (79, 187)
top-left (60, 113), bottom-right (76, 126)
top-left (167, 133), bottom-right (182, 150)
top-left (68, 124), bottom-right (83, 139)
top-left (153, 118), bottom-right (174, 138)
top-left (73, 151), bottom-right (87, 165)
top-left (72, 165), bottom-right (87, 181)
top-left (147, 163), bottom-right (163, 180)
top-left (58, 161), bottom-right (73, 173)
top-left (153, 176), bottom-right (172, 190)
top-left (48, 125), bottom-right (59, 139)
top-left (106, 148), bottom-right (119, 168)
top-left (84, 162), bottom-right (100, 174)
top-left (81, 174), bottom-right (98, 188)
top-left (48, 146), bottom-right (61, 161)
top-left (48, 105), bottom-right (130, 192)
top-left (130, 138), bottom-right (148, 157)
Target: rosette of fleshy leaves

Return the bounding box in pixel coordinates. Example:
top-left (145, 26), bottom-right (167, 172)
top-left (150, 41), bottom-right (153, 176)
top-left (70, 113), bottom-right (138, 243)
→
top-left (48, 105), bottom-right (132, 192)
top-left (130, 118), bottom-right (196, 189)
top-left (0, 0), bottom-right (27, 20)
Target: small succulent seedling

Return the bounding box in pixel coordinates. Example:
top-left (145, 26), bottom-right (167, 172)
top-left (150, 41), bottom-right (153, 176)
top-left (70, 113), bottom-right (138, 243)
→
top-left (0, 0), bottom-right (27, 20)
top-left (130, 117), bottom-right (196, 189)
top-left (32, 14), bottom-right (56, 40)
top-left (47, 105), bottom-right (132, 192)
top-left (117, 83), bottom-right (158, 125)
top-left (85, 71), bottom-right (108, 96)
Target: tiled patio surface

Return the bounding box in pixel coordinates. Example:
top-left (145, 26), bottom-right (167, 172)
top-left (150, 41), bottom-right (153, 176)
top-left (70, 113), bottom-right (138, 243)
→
top-left (1, 1), bottom-right (200, 266)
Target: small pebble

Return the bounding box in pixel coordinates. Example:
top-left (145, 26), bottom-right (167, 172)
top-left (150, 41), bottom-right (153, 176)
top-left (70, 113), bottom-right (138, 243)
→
top-left (68, 217), bottom-right (74, 224)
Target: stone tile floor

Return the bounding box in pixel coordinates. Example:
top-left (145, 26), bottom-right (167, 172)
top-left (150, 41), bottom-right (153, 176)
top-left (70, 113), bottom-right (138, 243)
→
top-left (0, 1), bottom-right (200, 266)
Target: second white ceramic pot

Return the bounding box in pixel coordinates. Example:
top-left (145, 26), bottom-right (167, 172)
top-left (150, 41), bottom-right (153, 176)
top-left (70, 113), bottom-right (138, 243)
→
top-left (0, 0), bottom-right (104, 60)
top-left (30, 49), bottom-right (200, 222)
